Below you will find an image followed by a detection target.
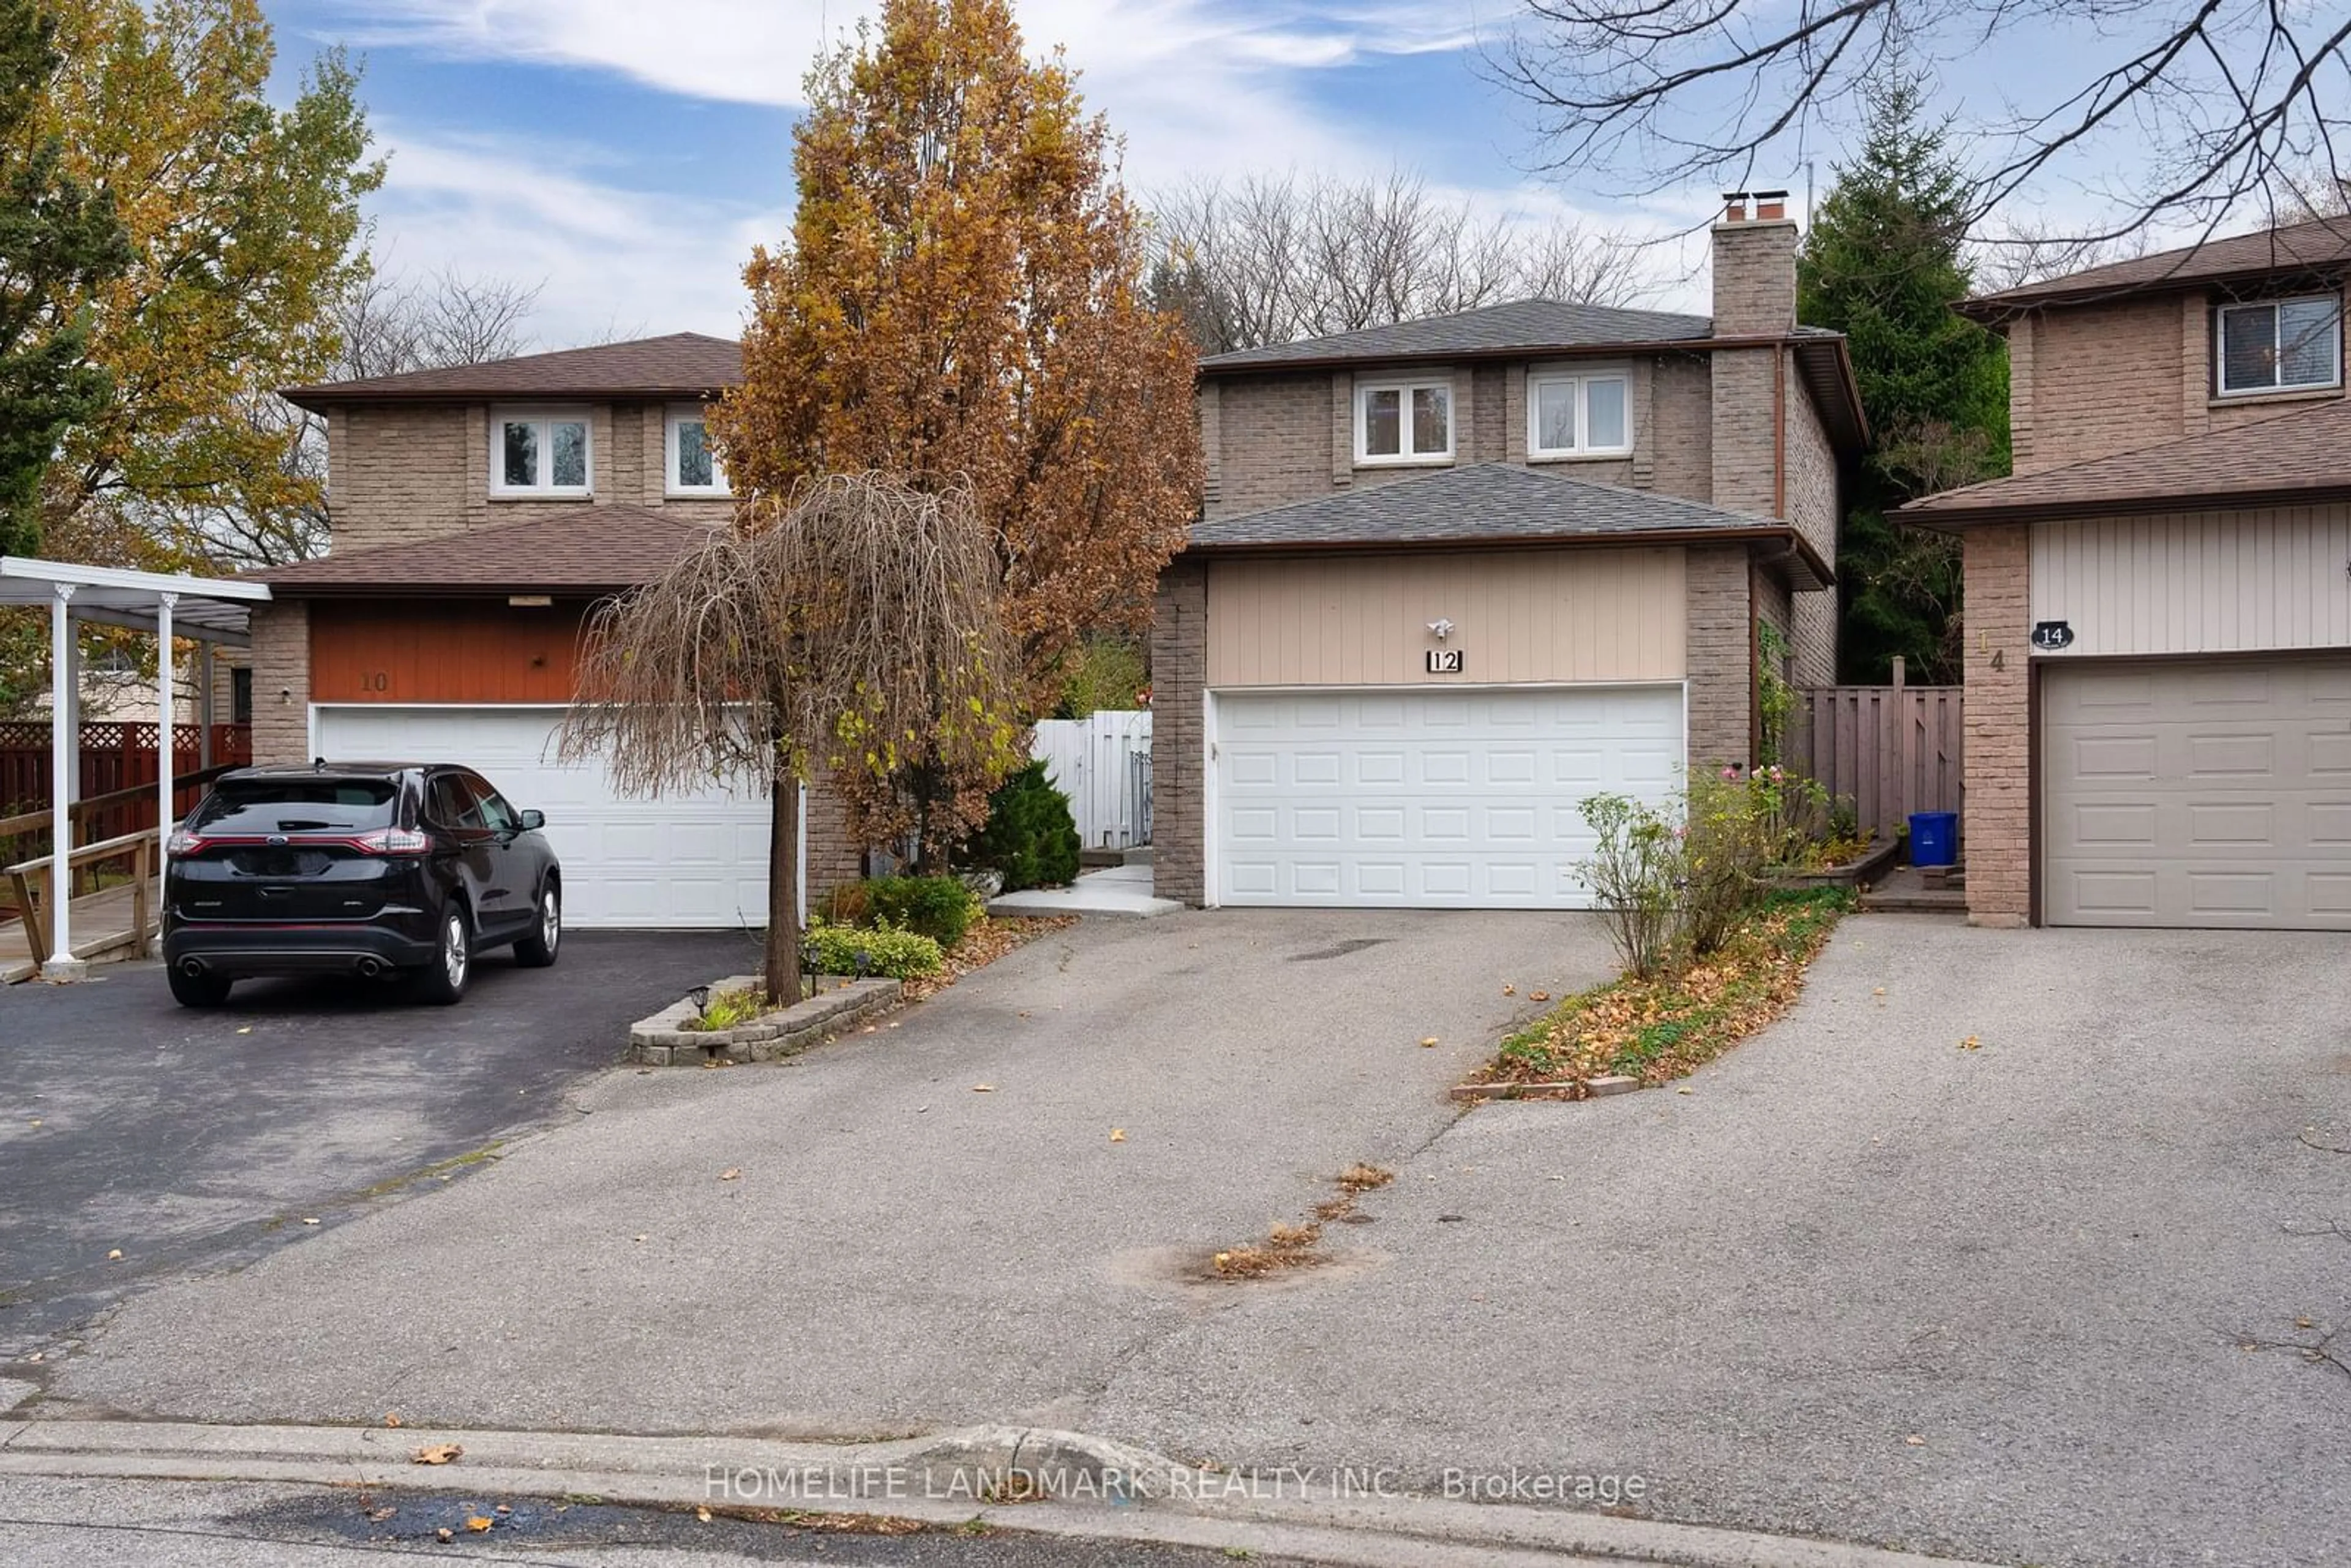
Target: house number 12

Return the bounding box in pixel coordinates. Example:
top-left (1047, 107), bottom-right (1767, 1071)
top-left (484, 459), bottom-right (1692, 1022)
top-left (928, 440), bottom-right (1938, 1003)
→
top-left (1425, 648), bottom-right (1465, 674)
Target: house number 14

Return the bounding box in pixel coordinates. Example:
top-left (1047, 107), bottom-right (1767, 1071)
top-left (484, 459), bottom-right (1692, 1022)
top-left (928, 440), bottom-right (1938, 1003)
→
top-left (1425, 648), bottom-right (1465, 674)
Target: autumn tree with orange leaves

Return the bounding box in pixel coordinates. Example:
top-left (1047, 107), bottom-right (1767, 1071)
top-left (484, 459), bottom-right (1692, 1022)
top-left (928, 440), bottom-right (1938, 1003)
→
top-left (713, 0), bottom-right (1201, 863)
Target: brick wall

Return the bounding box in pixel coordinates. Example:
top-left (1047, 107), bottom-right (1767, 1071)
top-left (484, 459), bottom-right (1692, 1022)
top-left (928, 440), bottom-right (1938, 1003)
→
top-left (1208, 374), bottom-right (1335, 517)
top-left (329, 399), bottom-right (733, 553)
top-left (1470, 364), bottom-right (1506, 462)
top-left (1708, 348), bottom-right (1778, 517)
top-left (1709, 219), bottom-right (1799, 336)
top-left (2019, 297), bottom-right (2186, 473)
top-left (1209, 351), bottom-right (1722, 512)
top-left (1782, 354), bottom-right (1841, 686)
top-left (1963, 523), bottom-right (2031, 925)
top-left (803, 771), bottom-right (865, 902)
top-left (1685, 545), bottom-right (1752, 770)
top-left (1648, 354), bottom-right (1714, 503)
top-left (246, 601), bottom-right (311, 765)
top-left (1150, 557), bottom-right (1207, 903)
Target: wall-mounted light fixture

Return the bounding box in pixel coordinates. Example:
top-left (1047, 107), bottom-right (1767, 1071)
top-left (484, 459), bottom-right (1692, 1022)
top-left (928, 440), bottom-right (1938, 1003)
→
top-left (1427, 618), bottom-right (1455, 640)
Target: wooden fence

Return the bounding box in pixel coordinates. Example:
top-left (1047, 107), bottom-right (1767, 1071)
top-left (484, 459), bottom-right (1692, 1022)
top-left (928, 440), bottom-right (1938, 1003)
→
top-left (0, 722), bottom-right (252, 877)
top-left (1786, 674), bottom-right (1963, 839)
top-left (1033, 710), bottom-right (1152, 850)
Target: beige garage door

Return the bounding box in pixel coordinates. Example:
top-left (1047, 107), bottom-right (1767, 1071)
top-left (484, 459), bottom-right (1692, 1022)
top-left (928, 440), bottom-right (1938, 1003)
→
top-left (2042, 656), bottom-right (2351, 928)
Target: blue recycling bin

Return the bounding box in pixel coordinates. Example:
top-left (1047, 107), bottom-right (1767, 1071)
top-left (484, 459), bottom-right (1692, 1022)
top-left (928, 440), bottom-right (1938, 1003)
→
top-left (1908, 810), bottom-right (1958, 868)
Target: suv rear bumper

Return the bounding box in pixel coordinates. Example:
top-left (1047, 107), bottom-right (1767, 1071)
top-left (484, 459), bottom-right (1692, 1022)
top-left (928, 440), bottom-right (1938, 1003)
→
top-left (162, 918), bottom-right (440, 979)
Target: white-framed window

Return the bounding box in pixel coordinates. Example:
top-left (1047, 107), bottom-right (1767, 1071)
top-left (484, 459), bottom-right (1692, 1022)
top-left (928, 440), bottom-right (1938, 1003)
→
top-left (1526, 370), bottom-right (1632, 458)
top-left (2216, 294), bottom-right (2342, 396)
top-left (1355, 377), bottom-right (1453, 464)
top-left (490, 407), bottom-right (592, 496)
top-left (665, 405), bottom-right (730, 497)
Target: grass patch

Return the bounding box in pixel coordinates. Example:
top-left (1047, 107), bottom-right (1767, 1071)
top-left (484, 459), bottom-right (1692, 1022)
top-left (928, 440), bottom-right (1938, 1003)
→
top-left (1479, 888), bottom-right (1852, 1097)
top-left (683, 985), bottom-right (768, 1033)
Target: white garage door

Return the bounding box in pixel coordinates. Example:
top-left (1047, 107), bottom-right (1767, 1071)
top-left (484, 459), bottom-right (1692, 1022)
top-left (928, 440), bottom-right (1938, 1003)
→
top-left (1214, 685), bottom-right (1683, 908)
top-left (313, 706), bottom-right (771, 929)
top-left (2043, 656), bottom-right (2351, 928)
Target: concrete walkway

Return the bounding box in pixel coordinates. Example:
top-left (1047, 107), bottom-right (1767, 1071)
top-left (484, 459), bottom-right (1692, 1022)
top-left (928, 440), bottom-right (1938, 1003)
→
top-left (988, 861), bottom-right (1181, 918)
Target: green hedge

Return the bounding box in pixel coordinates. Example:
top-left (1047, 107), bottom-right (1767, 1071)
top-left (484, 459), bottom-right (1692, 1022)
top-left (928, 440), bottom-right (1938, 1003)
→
top-left (837, 875), bottom-right (980, 948)
top-left (804, 917), bottom-right (943, 980)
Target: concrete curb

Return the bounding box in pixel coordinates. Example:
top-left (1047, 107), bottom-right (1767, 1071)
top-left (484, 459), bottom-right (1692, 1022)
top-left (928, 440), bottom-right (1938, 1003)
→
top-left (1449, 1075), bottom-right (1641, 1103)
top-left (0, 1417), bottom-right (2008, 1568)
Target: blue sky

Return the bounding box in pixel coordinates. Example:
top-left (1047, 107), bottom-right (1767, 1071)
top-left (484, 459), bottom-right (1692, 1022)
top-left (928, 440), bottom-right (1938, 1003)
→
top-left (255, 0), bottom-right (2200, 349)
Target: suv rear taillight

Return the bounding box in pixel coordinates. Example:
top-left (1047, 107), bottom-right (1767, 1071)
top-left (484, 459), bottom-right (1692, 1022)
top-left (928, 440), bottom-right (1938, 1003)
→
top-left (165, 830), bottom-right (208, 858)
top-left (351, 827), bottom-right (432, 856)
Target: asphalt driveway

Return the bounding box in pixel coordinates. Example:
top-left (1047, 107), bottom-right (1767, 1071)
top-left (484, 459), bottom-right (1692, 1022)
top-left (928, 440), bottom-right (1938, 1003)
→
top-left (0, 931), bottom-right (762, 1358)
top-left (1092, 917), bottom-right (2351, 1568)
top-left (30, 909), bottom-right (1612, 1429)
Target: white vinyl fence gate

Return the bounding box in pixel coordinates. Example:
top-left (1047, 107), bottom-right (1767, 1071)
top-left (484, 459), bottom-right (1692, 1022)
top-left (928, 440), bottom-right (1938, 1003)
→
top-left (1033, 710), bottom-right (1152, 850)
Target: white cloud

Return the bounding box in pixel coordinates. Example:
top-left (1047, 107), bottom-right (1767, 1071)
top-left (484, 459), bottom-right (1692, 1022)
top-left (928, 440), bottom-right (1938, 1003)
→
top-left (367, 124), bottom-right (775, 343)
top-left (321, 0), bottom-right (1460, 186)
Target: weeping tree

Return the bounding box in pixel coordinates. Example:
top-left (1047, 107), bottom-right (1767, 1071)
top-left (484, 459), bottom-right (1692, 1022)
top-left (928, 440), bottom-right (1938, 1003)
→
top-left (560, 473), bottom-right (1022, 999)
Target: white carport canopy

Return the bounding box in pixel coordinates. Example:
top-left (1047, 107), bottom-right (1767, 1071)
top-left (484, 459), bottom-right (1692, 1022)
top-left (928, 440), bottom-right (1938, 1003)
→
top-left (0, 557), bottom-right (272, 980)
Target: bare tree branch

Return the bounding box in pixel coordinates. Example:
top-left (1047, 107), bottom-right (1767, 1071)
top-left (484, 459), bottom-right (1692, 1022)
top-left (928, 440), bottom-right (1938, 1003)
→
top-left (1150, 168), bottom-right (1648, 353)
top-left (1489, 0), bottom-right (2351, 246)
top-left (560, 473), bottom-right (1021, 995)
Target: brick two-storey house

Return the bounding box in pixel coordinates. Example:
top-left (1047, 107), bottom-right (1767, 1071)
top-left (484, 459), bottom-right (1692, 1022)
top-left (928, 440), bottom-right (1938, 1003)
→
top-left (1150, 194), bottom-right (1867, 908)
top-left (253, 334), bottom-right (859, 928)
top-left (1909, 217), bottom-right (2351, 930)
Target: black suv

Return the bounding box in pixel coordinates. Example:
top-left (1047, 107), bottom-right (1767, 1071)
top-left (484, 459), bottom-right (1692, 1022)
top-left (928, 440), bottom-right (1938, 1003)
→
top-left (162, 763), bottom-right (563, 1008)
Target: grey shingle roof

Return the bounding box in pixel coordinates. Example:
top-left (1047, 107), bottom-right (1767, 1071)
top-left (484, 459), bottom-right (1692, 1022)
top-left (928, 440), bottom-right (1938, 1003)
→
top-left (255, 505), bottom-right (719, 595)
top-left (1199, 299), bottom-right (1715, 372)
top-left (1189, 462), bottom-right (1804, 553)
top-left (1902, 394), bottom-right (2351, 523)
top-left (1963, 216), bottom-right (2351, 315)
top-left (282, 333), bottom-right (742, 408)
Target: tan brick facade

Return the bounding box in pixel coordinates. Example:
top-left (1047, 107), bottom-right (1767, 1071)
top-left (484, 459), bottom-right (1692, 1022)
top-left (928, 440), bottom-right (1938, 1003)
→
top-left (1685, 545), bottom-right (1755, 771)
top-left (1962, 523), bottom-right (2031, 926)
top-left (246, 601), bottom-right (311, 767)
top-left (330, 400), bottom-right (733, 555)
top-left (1149, 558), bottom-right (1207, 904)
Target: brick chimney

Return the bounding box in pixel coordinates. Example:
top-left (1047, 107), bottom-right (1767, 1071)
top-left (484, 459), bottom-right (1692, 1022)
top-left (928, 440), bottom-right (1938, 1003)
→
top-left (1712, 189), bottom-right (1798, 336)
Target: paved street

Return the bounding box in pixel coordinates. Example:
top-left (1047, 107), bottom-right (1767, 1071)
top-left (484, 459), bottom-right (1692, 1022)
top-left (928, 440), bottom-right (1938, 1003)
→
top-left (0, 931), bottom-right (763, 1357)
top-left (0, 1475), bottom-right (1324, 1568)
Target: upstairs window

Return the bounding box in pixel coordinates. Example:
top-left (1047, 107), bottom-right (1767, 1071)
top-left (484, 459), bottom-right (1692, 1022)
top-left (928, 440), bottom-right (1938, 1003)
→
top-left (1528, 371), bottom-right (1632, 457)
top-left (666, 406), bottom-right (730, 496)
top-left (1356, 378), bottom-right (1452, 464)
top-left (492, 408), bottom-right (591, 495)
top-left (2216, 294), bottom-right (2342, 396)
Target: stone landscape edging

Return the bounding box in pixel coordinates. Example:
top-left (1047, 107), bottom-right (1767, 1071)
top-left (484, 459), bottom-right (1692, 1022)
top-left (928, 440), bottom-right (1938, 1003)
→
top-left (628, 973), bottom-right (904, 1067)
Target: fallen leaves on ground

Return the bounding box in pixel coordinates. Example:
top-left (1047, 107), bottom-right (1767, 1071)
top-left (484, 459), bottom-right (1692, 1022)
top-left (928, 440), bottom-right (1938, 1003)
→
top-left (383, 1413), bottom-right (402, 1428)
top-left (718, 1168), bottom-right (741, 1182)
top-left (411, 1444), bottom-right (463, 1465)
top-left (1108, 1128), bottom-right (1126, 1142)
top-left (899, 915), bottom-right (1077, 1003)
top-left (465, 1516), bottom-right (494, 1533)
top-left (1472, 891), bottom-right (1851, 1098)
